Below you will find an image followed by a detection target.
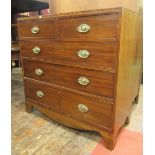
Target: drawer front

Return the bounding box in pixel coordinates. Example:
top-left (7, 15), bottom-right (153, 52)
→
top-left (18, 20), bottom-right (55, 38)
top-left (57, 14), bottom-right (118, 42)
top-left (24, 79), bottom-right (113, 129)
top-left (20, 40), bottom-right (117, 70)
top-left (23, 59), bottom-right (114, 98)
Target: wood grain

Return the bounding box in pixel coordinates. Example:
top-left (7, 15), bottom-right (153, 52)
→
top-left (20, 40), bottom-right (117, 71)
top-left (18, 8), bottom-right (142, 150)
top-left (49, 0), bottom-right (140, 14)
top-left (57, 14), bottom-right (118, 42)
top-left (24, 79), bottom-right (113, 129)
top-left (18, 20), bottom-right (56, 38)
top-left (114, 9), bottom-right (142, 136)
top-left (23, 59), bottom-right (115, 99)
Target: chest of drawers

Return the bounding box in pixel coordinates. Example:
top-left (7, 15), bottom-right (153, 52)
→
top-left (18, 8), bottom-right (142, 150)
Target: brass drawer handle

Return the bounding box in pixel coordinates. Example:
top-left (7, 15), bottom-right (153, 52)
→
top-left (32, 47), bottom-right (40, 54)
top-left (35, 68), bottom-right (44, 76)
top-left (78, 104), bottom-right (89, 113)
top-left (31, 26), bottom-right (39, 34)
top-left (77, 50), bottom-right (90, 58)
top-left (77, 24), bottom-right (90, 33)
top-left (36, 91), bottom-right (44, 97)
top-left (78, 77), bottom-right (90, 86)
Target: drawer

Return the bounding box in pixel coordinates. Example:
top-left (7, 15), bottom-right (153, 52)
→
top-left (24, 79), bottom-right (113, 129)
top-left (57, 14), bottom-right (118, 42)
top-left (23, 59), bottom-right (115, 98)
top-left (18, 20), bottom-right (55, 38)
top-left (20, 40), bottom-right (117, 70)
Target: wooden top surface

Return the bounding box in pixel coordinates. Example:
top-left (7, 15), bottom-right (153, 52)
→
top-left (17, 7), bottom-right (126, 22)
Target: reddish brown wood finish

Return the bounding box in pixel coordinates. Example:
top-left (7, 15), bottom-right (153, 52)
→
top-left (18, 8), bottom-right (142, 150)
top-left (18, 20), bottom-right (56, 38)
top-left (23, 59), bottom-right (115, 98)
top-left (113, 9), bottom-right (142, 135)
top-left (57, 14), bottom-right (118, 42)
top-left (24, 79), bottom-right (113, 129)
top-left (20, 40), bottom-right (117, 71)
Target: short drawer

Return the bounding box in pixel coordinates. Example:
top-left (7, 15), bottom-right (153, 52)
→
top-left (23, 59), bottom-right (115, 98)
top-left (57, 13), bottom-right (118, 42)
top-left (18, 20), bottom-right (55, 38)
top-left (24, 79), bottom-right (113, 129)
top-left (20, 40), bottom-right (117, 70)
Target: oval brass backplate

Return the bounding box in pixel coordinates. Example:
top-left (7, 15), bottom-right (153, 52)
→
top-left (31, 26), bottom-right (39, 34)
top-left (77, 77), bottom-right (90, 86)
top-left (32, 47), bottom-right (40, 54)
top-left (36, 91), bottom-right (44, 97)
top-left (77, 24), bottom-right (90, 33)
top-left (35, 68), bottom-right (44, 76)
top-left (78, 104), bottom-right (89, 112)
top-left (77, 50), bottom-right (90, 58)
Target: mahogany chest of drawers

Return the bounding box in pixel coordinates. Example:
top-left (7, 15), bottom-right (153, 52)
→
top-left (18, 8), bottom-right (142, 150)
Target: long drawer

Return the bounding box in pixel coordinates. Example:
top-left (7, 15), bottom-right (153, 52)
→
top-left (20, 40), bottom-right (117, 71)
top-left (18, 20), bottom-right (55, 38)
top-left (24, 79), bottom-right (113, 129)
top-left (23, 59), bottom-right (115, 98)
top-left (57, 13), bottom-right (118, 42)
